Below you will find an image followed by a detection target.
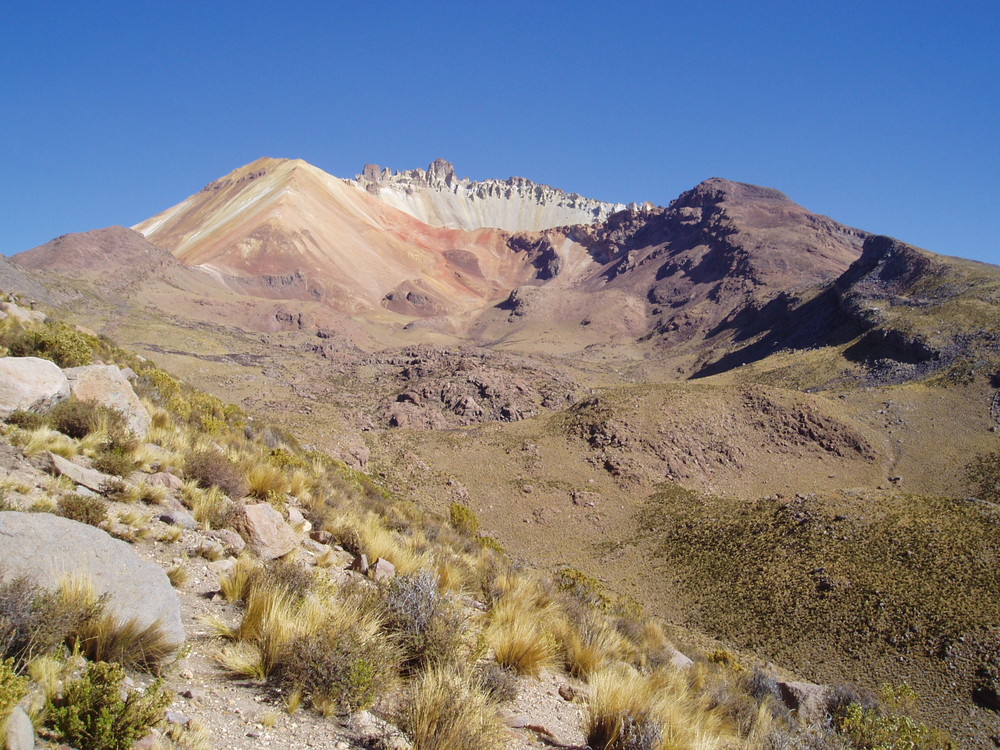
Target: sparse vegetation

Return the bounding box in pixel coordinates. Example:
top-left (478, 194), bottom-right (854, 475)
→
top-left (43, 660), bottom-right (171, 750)
top-left (57, 493), bottom-right (109, 527)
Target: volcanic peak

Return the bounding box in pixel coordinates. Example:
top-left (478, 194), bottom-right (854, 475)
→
top-left (352, 158), bottom-right (636, 232)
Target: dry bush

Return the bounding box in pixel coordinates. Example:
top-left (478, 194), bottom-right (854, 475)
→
top-left (275, 611), bottom-right (399, 716)
top-left (558, 613), bottom-right (633, 679)
top-left (0, 576), bottom-right (98, 668)
top-left (57, 493), bottom-right (109, 527)
top-left (401, 665), bottom-right (507, 750)
top-left (382, 571), bottom-right (466, 672)
top-left (184, 449), bottom-right (247, 499)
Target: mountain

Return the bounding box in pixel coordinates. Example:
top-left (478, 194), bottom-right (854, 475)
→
top-left (9, 159), bottom-right (1000, 745)
top-left (350, 157), bottom-right (630, 232)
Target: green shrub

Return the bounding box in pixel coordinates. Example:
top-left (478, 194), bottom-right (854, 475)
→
top-left (9, 321), bottom-right (94, 368)
top-left (269, 447), bottom-right (307, 469)
top-left (836, 702), bottom-right (955, 749)
top-left (0, 657), bottom-right (29, 728)
top-left (185, 449), bottom-right (247, 499)
top-left (5, 409), bottom-right (47, 430)
top-left (58, 494), bottom-right (109, 527)
top-left (44, 661), bottom-right (171, 750)
top-left (92, 448), bottom-right (137, 478)
top-left (449, 502), bottom-right (479, 536)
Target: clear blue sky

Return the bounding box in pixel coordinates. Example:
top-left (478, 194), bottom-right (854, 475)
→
top-left (2, 1), bottom-right (998, 263)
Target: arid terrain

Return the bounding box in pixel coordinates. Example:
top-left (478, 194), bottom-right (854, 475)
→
top-left (6, 158), bottom-right (1000, 746)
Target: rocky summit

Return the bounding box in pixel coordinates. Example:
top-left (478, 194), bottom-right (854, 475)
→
top-left (3, 159), bottom-right (1000, 748)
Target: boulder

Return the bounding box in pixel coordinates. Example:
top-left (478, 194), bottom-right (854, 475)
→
top-left (371, 558), bottom-right (396, 583)
top-left (38, 451), bottom-right (116, 493)
top-left (0, 357), bottom-right (69, 418)
top-left (0, 511), bottom-right (185, 648)
top-left (205, 528), bottom-right (246, 556)
top-left (63, 364), bottom-right (150, 436)
top-left (148, 471), bottom-right (184, 491)
top-left (231, 503), bottom-right (299, 559)
top-left (777, 680), bottom-right (832, 724)
top-left (0, 301), bottom-right (46, 325)
top-left (158, 509), bottom-right (198, 529)
top-left (3, 705), bottom-right (34, 750)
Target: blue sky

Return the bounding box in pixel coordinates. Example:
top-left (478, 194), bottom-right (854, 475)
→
top-left (2, 1), bottom-right (998, 263)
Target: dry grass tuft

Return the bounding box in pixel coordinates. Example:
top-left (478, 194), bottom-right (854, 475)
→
top-left (586, 665), bottom-right (736, 750)
top-left (486, 599), bottom-right (557, 676)
top-left (401, 665), bottom-right (507, 750)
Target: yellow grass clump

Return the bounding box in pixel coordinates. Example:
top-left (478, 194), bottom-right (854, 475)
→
top-left (403, 666), bottom-right (507, 750)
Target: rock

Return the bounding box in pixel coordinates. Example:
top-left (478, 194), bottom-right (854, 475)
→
top-left (286, 506), bottom-right (310, 532)
top-left (231, 503), bottom-right (299, 559)
top-left (973, 683), bottom-right (1000, 712)
top-left (207, 558), bottom-right (236, 577)
top-left (777, 680), bottom-right (832, 724)
top-left (148, 471), bottom-right (184, 491)
top-left (64, 364), bottom-right (151, 436)
top-left (370, 558), bottom-right (396, 583)
top-left (4, 705), bottom-right (34, 750)
top-left (0, 511), bottom-right (185, 649)
top-left (571, 490), bottom-right (601, 507)
top-left (0, 356), bottom-right (69, 418)
top-left (206, 528), bottom-right (246, 556)
top-left (38, 451), bottom-right (116, 493)
top-left (165, 710), bottom-right (190, 727)
top-left (668, 647), bottom-right (694, 670)
top-left (0, 301), bottom-right (46, 325)
top-left (345, 710), bottom-right (411, 750)
top-left (310, 529), bottom-right (333, 544)
top-left (181, 688), bottom-right (205, 702)
top-left (134, 731), bottom-right (162, 749)
top-left (158, 509), bottom-right (198, 529)
top-left (350, 553), bottom-right (369, 575)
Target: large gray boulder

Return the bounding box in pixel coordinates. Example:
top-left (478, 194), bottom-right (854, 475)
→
top-left (63, 364), bottom-right (150, 437)
top-left (0, 357), bottom-right (69, 418)
top-left (0, 511), bottom-right (184, 648)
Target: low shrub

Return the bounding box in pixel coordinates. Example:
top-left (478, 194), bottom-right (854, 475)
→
top-left (0, 657), bottom-right (29, 729)
top-left (448, 502), bottom-right (479, 536)
top-left (185, 449), bottom-right (247, 499)
top-left (382, 571), bottom-right (465, 672)
top-left (58, 493), bottom-right (109, 527)
top-left (43, 660), bottom-right (171, 750)
top-left (92, 448), bottom-right (138, 477)
top-left (48, 399), bottom-right (111, 440)
top-left (8, 321), bottom-right (94, 368)
top-left (0, 575), bottom-right (100, 668)
top-left (5, 409), bottom-right (47, 430)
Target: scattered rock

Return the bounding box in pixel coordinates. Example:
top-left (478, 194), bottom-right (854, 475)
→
top-left (669, 647), bottom-right (694, 670)
top-left (206, 528), bottom-right (246, 556)
top-left (310, 529), bottom-right (333, 544)
top-left (370, 558), bottom-right (396, 583)
top-left (0, 356), bottom-right (69, 418)
top-left (344, 710), bottom-right (411, 750)
top-left (0, 511), bottom-right (185, 648)
top-left (165, 710), bottom-right (190, 727)
top-left (158, 508), bottom-right (198, 529)
top-left (148, 471), bottom-right (184, 491)
top-left (0, 300), bottom-right (46, 325)
top-left (350, 553), bottom-right (369, 575)
top-left (231, 502), bottom-right (299, 560)
top-left (37, 451), bottom-right (116, 493)
top-left (64, 364), bottom-right (151, 436)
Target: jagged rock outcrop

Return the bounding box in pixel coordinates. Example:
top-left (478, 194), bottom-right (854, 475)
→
top-left (352, 159), bottom-right (631, 232)
top-left (0, 511), bottom-right (185, 648)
